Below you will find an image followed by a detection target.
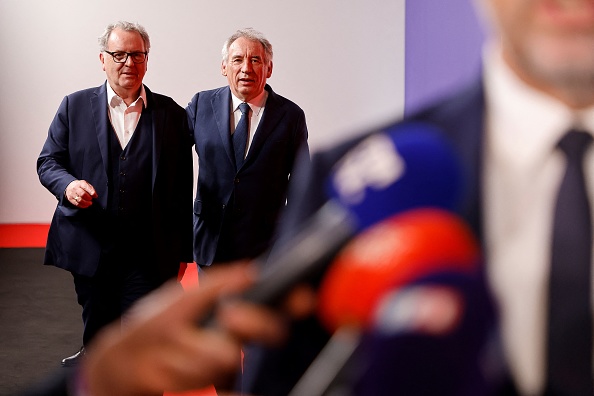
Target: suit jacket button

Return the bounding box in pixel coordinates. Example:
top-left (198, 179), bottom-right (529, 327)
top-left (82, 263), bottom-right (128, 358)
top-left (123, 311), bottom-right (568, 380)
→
top-left (234, 178), bottom-right (240, 184)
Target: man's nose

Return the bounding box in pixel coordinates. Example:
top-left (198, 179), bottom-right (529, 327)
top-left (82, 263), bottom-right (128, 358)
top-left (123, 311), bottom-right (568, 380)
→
top-left (124, 55), bottom-right (135, 66)
top-left (241, 60), bottom-right (252, 73)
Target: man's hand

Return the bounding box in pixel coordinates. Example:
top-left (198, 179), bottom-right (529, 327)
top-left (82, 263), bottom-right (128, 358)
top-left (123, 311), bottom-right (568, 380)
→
top-left (65, 180), bottom-right (98, 208)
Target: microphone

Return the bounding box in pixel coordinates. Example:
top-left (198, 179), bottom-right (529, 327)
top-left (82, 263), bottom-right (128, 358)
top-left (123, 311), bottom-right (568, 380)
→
top-left (236, 123), bottom-right (471, 396)
top-left (353, 276), bottom-right (495, 396)
top-left (240, 122), bottom-right (464, 306)
top-left (325, 122), bottom-right (463, 230)
top-left (287, 208), bottom-right (493, 396)
top-left (316, 207), bottom-right (479, 332)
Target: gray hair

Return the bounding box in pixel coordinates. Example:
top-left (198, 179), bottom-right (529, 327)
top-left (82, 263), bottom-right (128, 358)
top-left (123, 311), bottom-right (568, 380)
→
top-left (98, 21), bottom-right (151, 53)
top-left (221, 28), bottom-right (273, 64)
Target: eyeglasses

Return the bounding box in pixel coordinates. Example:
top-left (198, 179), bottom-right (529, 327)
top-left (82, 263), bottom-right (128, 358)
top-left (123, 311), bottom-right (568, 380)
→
top-left (104, 50), bottom-right (148, 64)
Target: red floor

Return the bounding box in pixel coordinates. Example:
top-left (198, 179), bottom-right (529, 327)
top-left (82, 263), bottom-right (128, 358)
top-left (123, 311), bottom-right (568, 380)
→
top-left (0, 224), bottom-right (216, 396)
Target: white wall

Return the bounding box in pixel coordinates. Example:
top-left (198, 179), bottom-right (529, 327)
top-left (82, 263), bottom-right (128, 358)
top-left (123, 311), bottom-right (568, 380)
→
top-left (0, 0), bottom-right (405, 224)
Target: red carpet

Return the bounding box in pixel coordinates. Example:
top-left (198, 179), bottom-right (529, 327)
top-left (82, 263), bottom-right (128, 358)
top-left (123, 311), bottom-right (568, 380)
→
top-left (1, 223), bottom-right (216, 396)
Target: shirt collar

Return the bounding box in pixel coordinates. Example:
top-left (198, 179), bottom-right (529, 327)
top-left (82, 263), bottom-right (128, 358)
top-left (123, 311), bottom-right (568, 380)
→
top-left (106, 82), bottom-right (147, 109)
top-left (483, 43), bottom-right (582, 168)
top-left (230, 89), bottom-right (268, 116)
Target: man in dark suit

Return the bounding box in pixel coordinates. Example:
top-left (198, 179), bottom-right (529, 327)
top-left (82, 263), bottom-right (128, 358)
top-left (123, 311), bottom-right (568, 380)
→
top-left (186, 28), bottom-right (309, 268)
top-left (243, 1), bottom-right (594, 395)
top-left (37, 21), bottom-right (193, 368)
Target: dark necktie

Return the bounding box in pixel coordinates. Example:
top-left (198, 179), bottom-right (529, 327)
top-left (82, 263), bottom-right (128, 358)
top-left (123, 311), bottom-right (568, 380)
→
top-left (545, 129), bottom-right (593, 395)
top-left (233, 103), bottom-right (250, 171)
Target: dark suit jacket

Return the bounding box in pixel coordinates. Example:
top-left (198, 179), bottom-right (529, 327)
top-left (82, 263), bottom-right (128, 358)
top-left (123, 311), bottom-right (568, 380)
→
top-left (186, 84), bottom-right (309, 266)
top-left (37, 82), bottom-right (193, 281)
top-left (243, 79), bottom-right (518, 395)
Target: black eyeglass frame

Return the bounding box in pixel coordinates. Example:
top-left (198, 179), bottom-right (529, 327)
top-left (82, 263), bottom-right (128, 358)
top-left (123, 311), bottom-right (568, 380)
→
top-left (103, 50), bottom-right (148, 64)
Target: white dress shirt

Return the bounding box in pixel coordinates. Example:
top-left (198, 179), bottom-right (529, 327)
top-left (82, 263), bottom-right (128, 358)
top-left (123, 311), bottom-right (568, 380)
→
top-left (482, 43), bottom-right (594, 395)
top-left (106, 83), bottom-right (146, 149)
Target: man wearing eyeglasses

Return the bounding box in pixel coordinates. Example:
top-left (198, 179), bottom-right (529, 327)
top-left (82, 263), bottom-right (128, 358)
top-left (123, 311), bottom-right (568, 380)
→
top-left (37, 21), bottom-right (193, 368)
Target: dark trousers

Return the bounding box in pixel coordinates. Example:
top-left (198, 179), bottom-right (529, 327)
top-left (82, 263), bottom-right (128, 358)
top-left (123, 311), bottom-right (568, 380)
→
top-left (72, 247), bottom-right (162, 346)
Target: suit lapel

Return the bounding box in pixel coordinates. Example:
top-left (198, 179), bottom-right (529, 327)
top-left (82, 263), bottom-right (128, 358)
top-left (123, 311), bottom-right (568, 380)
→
top-left (212, 88), bottom-right (235, 166)
top-left (90, 83), bottom-right (110, 186)
top-left (410, 78), bottom-right (485, 242)
top-left (246, 85), bottom-right (282, 164)
top-left (92, 83), bottom-right (162, 196)
top-left (147, 86), bottom-right (163, 191)
top-left (449, 80), bottom-right (485, 242)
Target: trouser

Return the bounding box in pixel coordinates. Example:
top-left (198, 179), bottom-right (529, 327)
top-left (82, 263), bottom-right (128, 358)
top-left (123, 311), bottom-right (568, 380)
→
top-left (72, 250), bottom-right (162, 346)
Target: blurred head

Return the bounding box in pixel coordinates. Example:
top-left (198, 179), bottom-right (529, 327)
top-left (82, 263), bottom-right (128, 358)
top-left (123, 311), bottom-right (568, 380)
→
top-left (98, 21), bottom-right (149, 102)
top-left (478, 0), bottom-right (594, 108)
top-left (221, 28), bottom-right (273, 102)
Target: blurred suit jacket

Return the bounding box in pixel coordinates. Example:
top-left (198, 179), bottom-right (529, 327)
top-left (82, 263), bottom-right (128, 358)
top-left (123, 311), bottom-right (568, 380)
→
top-left (242, 78), bottom-right (518, 396)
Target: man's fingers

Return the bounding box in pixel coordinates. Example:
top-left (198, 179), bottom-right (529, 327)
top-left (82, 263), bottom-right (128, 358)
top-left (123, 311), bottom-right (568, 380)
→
top-left (129, 263), bottom-right (257, 329)
top-left (182, 263), bottom-right (257, 321)
top-left (66, 180), bottom-right (98, 207)
top-left (216, 299), bottom-right (288, 346)
top-left (78, 180), bottom-right (98, 198)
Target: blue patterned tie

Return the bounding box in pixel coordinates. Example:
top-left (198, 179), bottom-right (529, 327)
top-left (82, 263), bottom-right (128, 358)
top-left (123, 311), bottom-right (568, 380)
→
top-left (233, 103), bottom-right (250, 171)
top-left (545, 130), bottom-right (593, 395)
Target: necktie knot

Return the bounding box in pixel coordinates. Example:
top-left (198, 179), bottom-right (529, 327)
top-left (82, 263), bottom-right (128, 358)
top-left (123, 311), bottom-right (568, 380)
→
top-left (557, 129), bottom-right (592, 161)
top-left (239, 102), bottom-right (250, 116)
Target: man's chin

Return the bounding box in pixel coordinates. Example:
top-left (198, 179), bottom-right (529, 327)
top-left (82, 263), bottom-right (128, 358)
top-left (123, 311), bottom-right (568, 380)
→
top-left (525, 36), bottom-right (594, 84)
top-left (119, 80), bottom-right (142, 91)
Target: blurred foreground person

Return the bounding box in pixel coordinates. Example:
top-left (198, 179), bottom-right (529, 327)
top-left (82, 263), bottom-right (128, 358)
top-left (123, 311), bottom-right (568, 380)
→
top-left (242, 0), bottom-right (594, 395)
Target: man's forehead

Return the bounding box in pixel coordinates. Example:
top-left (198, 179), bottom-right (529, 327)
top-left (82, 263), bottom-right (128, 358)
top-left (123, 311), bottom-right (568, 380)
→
top-left (229, 39), bottom-right (264, 53)
top-left (108, 30), bottom-right (144, 44)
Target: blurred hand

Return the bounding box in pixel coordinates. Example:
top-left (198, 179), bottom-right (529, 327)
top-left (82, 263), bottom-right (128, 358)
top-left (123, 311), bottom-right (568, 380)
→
top-left (82, 263), bottom-right (288, 396)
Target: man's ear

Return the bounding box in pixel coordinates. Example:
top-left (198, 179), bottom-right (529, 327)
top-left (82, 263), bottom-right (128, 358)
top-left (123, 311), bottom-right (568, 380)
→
top-left (100, 52), bottom-right (106, 71)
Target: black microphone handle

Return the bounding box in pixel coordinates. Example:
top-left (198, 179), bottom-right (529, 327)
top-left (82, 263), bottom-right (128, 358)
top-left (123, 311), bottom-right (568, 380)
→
top-left (287, 327), bottom-right (360, 396)
top-left (241, 200), bottom-right (356, 306)
top-left (199, 200), bottom-right (355, 328)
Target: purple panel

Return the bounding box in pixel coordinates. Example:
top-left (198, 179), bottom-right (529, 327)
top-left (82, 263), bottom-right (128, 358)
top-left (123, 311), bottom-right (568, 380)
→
top-left (405, 0), bottom-right (485, 114)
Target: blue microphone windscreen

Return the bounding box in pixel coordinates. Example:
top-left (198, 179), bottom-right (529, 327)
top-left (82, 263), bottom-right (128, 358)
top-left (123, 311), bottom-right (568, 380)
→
top-left (326, 122), bottom-right (463, 232)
